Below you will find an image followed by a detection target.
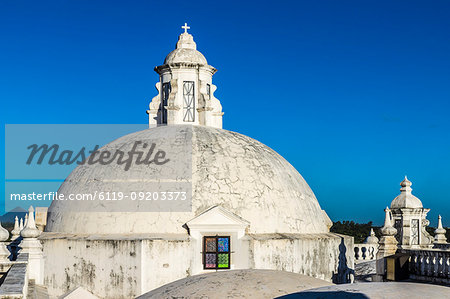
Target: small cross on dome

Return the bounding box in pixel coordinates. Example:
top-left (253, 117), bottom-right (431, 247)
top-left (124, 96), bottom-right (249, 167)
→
top-left (182, 23), bottom-right (190, 33)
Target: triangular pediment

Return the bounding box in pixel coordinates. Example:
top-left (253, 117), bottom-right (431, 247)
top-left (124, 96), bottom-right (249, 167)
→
top-left (186, 205), bottom-right (249, 229)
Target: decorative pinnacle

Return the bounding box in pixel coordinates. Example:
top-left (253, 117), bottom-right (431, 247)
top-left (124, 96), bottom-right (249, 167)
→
top-left (435, 215), bottom-right (446, 233)
top-left (19, 218), bottom-right (24, 230)
top-left (434, 215), bottom-right (447, 243)
top-left (364, 228), bottom-right (379, 244)
top-left (20, 206), bottom-right (41, 238)
top-left (0, 221), bottom-right (9, 242)
top-left (11, 216), bottom-right (21, 237)
top-left (380, 207), bottom-right (397, 236)
top-left (182, 22), bottom-right (190, 34)
top-left (25, 206), bottom-right (36, 229)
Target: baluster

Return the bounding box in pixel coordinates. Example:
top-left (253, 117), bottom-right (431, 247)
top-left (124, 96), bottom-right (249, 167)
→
top-left (414, 253), bottom-right (420, 275)
top-left (443, 255), bottom-right (450, 278)
top-left (437, 254), bottom-right (443, 278)
top-left (372, 245), bottom-right (377, 260)
top-left (419, 255), bottom-right (425, 276)
top-left (411, 253), bottom-right (416, 274)
top-left (368, 246), bottom-right (374, 260)
top-left (432, 255), bottom-right (437, 277)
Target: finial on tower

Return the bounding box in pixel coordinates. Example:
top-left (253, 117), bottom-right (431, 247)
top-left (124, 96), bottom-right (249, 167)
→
top-left (182, 22), bottom-right (190, 34)
top-left (400, 176), bottom-right (413, 193)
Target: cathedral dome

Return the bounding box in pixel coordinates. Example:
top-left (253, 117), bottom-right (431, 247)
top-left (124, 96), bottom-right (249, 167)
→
top-left (46, 125), bottom-right (330, 235)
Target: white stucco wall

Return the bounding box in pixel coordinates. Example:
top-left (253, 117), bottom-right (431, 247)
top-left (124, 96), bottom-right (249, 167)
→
top-left (249, 233), bottom-right (354, 283)
top-left (41, 233), bottom-right (354, 298)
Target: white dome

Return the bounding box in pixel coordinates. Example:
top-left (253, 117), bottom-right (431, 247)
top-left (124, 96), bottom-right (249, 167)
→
top-left (390, 177), bottom-right (423, 209)
top-left (163, 32), bottom-right (208, 65)
top-left (46, 125), bottom-right (330, 235)
top-left (164, 48), bottom-right (207, 65)
top-left (138, 269), bottom-right (331, 298)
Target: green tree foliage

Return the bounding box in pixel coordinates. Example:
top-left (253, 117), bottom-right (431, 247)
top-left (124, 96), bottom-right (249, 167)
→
top-left (331, 221), bottom-right (379, 243)
top-left (332, 221), bottom-right (450, 244)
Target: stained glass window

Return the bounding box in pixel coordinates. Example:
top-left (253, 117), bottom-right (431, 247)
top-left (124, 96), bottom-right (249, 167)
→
top-left (218, 237), bottom-right (229, 252)
top-left (205, 253), bottom-right (216, 269)
top-left (218, 254), bottom-right (229, 268)
top-left (205, 237), bottom-right (216, 252)
top-left (203, 236), bottom-right (230, 270)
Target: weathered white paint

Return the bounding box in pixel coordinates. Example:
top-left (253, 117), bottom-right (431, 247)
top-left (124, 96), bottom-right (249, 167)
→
top-left (185, 206), bottom-right (250, 275)
top-left (19, 206), bottom-right (44, 285)
top-left (40, 233), bottom-right (354, 298)
top-left (138, 269), bottom-right (333, 299)
top-left (390, 177), bottom-right (434, 249)
top-left (46, 125), bottom-right (331, 235)
top-left (38, 26), bottom-right (354, 299)
top-left (148, 28), bottom-right (223, 128)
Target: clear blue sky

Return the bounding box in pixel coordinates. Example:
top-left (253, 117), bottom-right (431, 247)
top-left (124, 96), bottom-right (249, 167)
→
top-left (1, 1), bottom-right (449, 225)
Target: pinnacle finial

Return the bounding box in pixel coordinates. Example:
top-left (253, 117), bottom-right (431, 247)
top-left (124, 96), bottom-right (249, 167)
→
top-left (182, 22), bottom-right (190, 34)
top-left (384, 207), bottom-right (392, 226)
top-left (380, 207), bottom-right (397, 236)
top-left (25, 206), bottom-right (36, 229)
top-left (400, 176), bottom-right (412, 192)
top-left (0, 221), bottom-right (9, 261)
top-left (20, 206), bottom-right (41, 238)
top-left (11, 216), bottom-right (21, 239)
top-left (434, 215), bottom-right (447, 244)
top-left (0, 221), bottom-right (9, 242)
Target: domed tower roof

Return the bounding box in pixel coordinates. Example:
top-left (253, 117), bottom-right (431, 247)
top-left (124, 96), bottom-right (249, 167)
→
top-left (46, 125), bottom-right (330, 235)
top-left (390, 176), bottom-right (423, 209)
top-left (149, 24), bottom-right (221, 128)
top-left (163, 23), bottom-right (208, 65)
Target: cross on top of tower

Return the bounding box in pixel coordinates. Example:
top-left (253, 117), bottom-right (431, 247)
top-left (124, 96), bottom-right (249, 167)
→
top-left (182, 23), bottom-right (190, 33)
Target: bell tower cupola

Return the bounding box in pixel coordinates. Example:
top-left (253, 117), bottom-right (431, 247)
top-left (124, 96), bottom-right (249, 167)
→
top-left (147, 23), bottom-right (223, 128)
